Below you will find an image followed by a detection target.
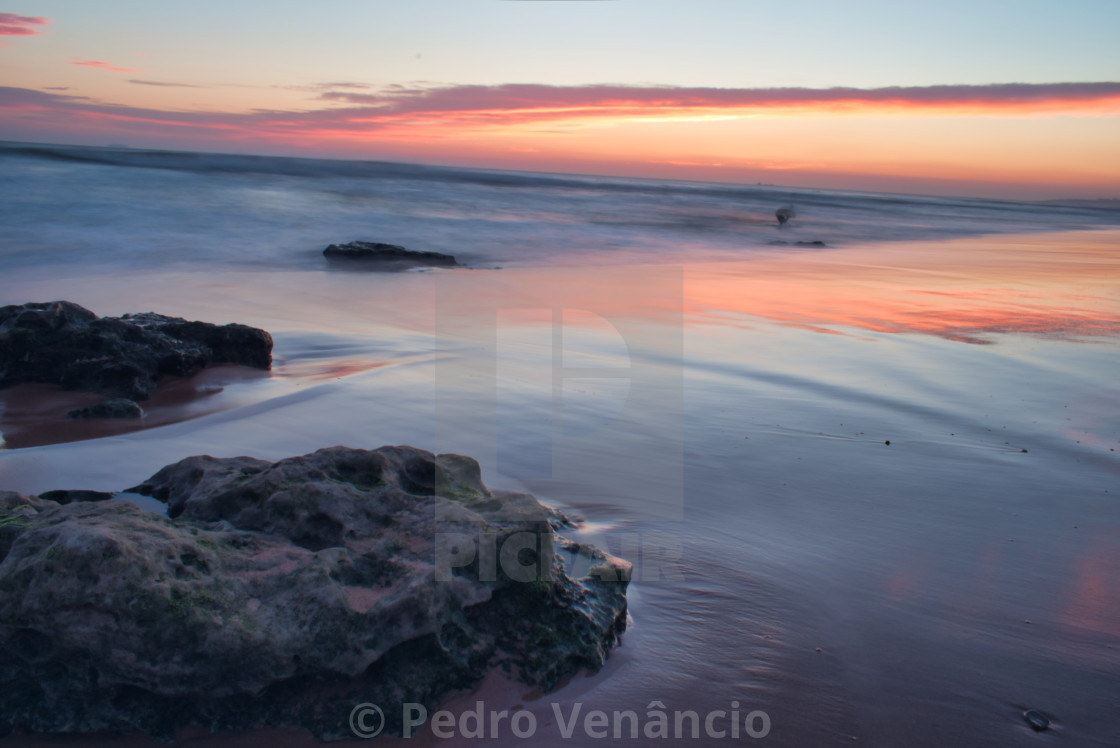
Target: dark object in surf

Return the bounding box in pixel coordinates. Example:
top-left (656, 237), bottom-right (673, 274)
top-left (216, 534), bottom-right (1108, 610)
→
top-left (768, 240), bottom-right (827, 247)
top-left (0, 446), bottom-right (631, 740)
top-left (775, 207), bottom-right (795, 225)
top-left (66, 398), bottom-right (144, 420)
top-left (323, 240), bottom-right (459, 269)
top-left (0, 301), bottom-right (272, 401)
top-left (1023, 710), bottom-right (1051, 732)
top-left (36, 489), bottom-right (115, 505)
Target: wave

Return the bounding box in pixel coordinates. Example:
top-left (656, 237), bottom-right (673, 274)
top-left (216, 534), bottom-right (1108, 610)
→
top-left (5, 140), bottom-right (1116, 226)
top-left (3, 140), bottom-right (1120, 277)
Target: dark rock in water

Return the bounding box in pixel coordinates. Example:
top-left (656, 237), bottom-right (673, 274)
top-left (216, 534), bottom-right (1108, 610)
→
top-left (36, 489), bottom-right (115, 505)
top-left (0, 446), bottom-right (630, 740)
top-left (67, 398), bottom-right (144, 420)
top-left (767, 240), bottom-right (827, 247)
top-left (775, 207), bottom-right (795, 225)
top-left (0, 301), bottom-right (272, 401)
top-left (1023, 710), bottom-right (1051, 732)
top-left (324, 241), bottom-right (458, 269)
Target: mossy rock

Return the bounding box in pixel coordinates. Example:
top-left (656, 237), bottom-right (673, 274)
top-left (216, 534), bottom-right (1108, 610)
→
top-left (0, 446), bottom-right (631, 739)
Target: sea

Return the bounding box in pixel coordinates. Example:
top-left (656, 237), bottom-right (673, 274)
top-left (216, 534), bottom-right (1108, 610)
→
top-left (2, 140), bottom-right (1116, 273)
top-left (1, 141), bottom-right (1119, 747)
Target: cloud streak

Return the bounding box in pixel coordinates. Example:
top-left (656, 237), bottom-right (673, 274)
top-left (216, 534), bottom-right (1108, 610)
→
top-left (315, 82), bottom-right (1120, 124)
top-left (128, 79), bottom-right (201, 88)
top-left (5, 82), bottom-right (1120, 144)
top-left (317, 82), bottom-right (372, 90)
top-left (71, 60), bottom-right (144, 73)
top-left (0, 12), bottom-right (48, 36)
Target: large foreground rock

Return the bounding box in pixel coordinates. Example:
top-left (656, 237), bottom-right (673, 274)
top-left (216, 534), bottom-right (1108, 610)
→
top-left (0, 446), bottom-right (630, 740)
top-left (323, 241), bottom-right (458, 269)
top-left (0, 301), bottom-right (273, 401)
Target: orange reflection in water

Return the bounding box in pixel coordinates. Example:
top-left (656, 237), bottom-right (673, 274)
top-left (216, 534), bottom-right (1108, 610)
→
top-left (1062, 540), bottom-right (1120, 638)
top-left (429, 229), bottom-right (1119, 347)
top-left (684, 229), bottom-right (1120, 343)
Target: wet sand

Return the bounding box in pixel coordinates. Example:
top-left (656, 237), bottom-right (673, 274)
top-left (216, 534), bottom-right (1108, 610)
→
top-left (1, 229), bottom-right (1118, 746)
top-left (0, 366), bottom-right (272, 449)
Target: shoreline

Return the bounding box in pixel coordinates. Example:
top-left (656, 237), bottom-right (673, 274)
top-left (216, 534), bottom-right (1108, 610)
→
top-left (1, 227), bottom-right (1118, 746)
top-left (0, 365), bottom-right (271, 450)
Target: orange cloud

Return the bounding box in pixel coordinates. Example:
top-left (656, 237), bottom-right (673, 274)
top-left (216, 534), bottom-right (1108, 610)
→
top-left (0, 12), bottom-right (48, 35)
top-left (71, 60), bottom-right (144, 73)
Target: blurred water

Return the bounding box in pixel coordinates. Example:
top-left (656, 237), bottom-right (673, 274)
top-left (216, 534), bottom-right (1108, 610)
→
top-left (3, 141), bottom-right (1118, 274)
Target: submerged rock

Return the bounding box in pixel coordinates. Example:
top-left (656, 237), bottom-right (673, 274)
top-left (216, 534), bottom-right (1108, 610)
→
top-left (0, 446), bottom-right (630, 740)
top-left (0, 301), bottom-right (273, 401)
top-left (323, 241), bottom-right (459, 269)
top-left (767, 240), bottom-right (827, 247)
top-left (35, 489), bottom-right (115, 505)
top-left (66, 398), bottom-right (144, 420)
top-left (1023, 709), bottom-right (1051, 732)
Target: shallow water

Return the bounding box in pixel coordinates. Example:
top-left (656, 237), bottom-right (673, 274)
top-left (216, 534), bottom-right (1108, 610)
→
top-left (1, 145), bottom-right (1118, 746)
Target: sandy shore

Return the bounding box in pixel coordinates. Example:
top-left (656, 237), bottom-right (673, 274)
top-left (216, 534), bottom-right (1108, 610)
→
top-left (1, 229), bottom-right (1118, 746)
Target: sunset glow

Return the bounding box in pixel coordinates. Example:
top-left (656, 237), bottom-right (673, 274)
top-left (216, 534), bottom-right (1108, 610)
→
top-left (1, 3), bottom-right (1118, 198)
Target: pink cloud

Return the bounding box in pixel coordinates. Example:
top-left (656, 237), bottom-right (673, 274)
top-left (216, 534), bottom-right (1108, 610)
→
top-left (317, 82), bottom-right (1120, 122)
top-left (4, 82), bottom-right (1120, 153)
top-left (6, 82), bottom-right (1120, 144)
top-left (71, 60), bottom-right (144, 73)
top-left (0, 12), bottom-right (49, 35)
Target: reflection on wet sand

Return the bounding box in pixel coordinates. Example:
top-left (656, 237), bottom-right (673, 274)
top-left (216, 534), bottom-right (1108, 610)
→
top-left (685, 229), bottom-right (1120, 343)
top-left (1063, 542), bottom-right (1120, 642)
top-left (0, 365), bottom-right (270, 450)
top-left (0, 355), bottom-right (404, 450)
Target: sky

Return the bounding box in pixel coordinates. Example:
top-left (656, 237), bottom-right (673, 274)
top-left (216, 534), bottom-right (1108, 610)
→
top-left (1, 0), bottom-right (1119, 198)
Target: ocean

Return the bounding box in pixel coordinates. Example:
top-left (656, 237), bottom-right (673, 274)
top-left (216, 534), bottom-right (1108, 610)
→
top-left (1, 141), bottom-right (1119, 747)
top-left (2, 141), bottom-right (1115, 273)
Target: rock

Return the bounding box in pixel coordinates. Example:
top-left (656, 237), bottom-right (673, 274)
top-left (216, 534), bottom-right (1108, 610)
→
top-left (35, 489), bottom-right (115, 505)
top-left (66, 398), bottom-right (144, 420)
top-left (0, 301), bottom-right (273, 401)
top-left (775, 207), bottom-right (795, 225)
top-left (0, 446), bottom-right (630, 740)
top-left (1023, 710), bottom-right (1050, 732)
top-left (0, 491), bottom-right (53, 562)
top-left (767, 240), bottom-right (827, 247)
top-left (323, 241), bottom-right (458, 269)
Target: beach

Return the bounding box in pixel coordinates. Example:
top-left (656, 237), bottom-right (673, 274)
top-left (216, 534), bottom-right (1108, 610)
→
top-left (1, 145), bottom-right (1119, 746)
